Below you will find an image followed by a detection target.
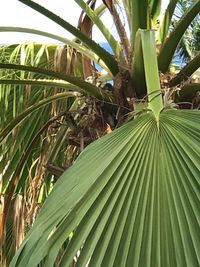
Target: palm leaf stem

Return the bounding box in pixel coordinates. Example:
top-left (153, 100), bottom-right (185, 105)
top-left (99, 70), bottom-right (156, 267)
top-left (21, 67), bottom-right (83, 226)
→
top-left (0, 79), bottom-right (82, 92)
top-left (0, 63), bottom-right (110, 101)
top-left (74, 0), bottom-right (122, 60)
top-left (158, 0), bottom-right (200, 73)
top-left (0, 27), bottom-right (111, 74)
top-left (169, 52), bottom-right (200, 86)
top-left (157, 0), bottom-right (178, 43)
top-left (139, 30), bottom-right (163, 118)
top-left (17, 0), bottom-right (119, 75)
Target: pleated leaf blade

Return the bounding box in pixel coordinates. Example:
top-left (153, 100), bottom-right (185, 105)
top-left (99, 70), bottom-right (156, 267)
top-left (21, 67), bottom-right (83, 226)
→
top-left (10, 108), bottom-right (200, 267)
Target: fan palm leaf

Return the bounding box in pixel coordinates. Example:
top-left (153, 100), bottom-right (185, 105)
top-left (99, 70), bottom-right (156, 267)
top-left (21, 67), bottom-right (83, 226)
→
top-left (9, 29), bottom-right (200, 267)
top-left (9, 107), bottom-right (200, 267)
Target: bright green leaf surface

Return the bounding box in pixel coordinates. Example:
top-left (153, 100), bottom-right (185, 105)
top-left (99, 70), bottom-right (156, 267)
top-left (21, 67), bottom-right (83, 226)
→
top-left (10, 108), bottom-right (200, 267)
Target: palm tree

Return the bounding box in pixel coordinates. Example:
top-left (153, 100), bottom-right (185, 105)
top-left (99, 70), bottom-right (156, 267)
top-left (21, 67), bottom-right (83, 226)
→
top-left (0, 0), bottom-right (199, 266)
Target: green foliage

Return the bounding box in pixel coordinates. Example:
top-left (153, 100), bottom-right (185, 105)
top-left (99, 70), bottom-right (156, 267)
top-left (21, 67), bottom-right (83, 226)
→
top-left (10, 108), bottom-right (200, 267)
top-left (0, 1), bottom-right (200, 266)
top-left (173, 0), bottom-right (200, 62)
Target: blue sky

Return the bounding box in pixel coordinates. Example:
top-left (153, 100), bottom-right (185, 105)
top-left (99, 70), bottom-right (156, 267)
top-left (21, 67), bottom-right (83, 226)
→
top-left (0, 0), bottom-right (169, 44)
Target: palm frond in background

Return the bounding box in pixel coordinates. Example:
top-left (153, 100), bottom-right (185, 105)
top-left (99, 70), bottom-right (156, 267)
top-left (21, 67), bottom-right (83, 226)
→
top-left (172, 0), bottom-right (200, 63)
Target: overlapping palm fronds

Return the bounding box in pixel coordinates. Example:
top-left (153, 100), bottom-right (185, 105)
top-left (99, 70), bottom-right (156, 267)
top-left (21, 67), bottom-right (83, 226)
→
top-left (0, 0), bottom-right (199, 266)
top-left (0, 41), bottom-right (115, 266)
top-left (172, 0), bottom-right (200, 63)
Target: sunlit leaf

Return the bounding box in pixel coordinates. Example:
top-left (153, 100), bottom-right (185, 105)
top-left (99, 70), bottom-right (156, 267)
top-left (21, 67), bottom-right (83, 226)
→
top-left (10, 108), bottom-right (200, 267)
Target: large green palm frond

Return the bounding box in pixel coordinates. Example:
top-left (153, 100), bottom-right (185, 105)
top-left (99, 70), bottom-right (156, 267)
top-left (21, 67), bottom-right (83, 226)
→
top-left (9, 107), bottom-right (200, 267)
top-left (9, 29), bottom-right (200, 267)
